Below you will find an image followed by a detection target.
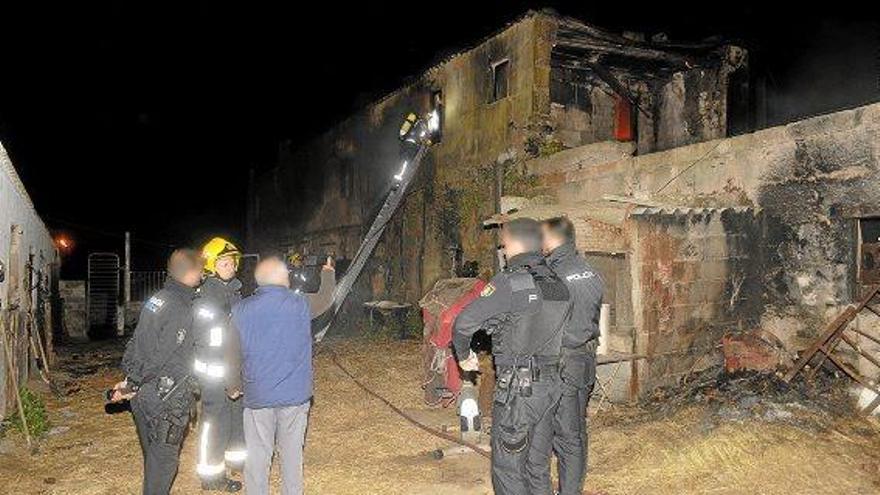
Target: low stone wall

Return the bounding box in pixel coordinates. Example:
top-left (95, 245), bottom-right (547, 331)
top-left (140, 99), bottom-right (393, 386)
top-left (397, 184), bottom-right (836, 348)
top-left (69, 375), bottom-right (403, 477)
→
top-left (60, 280), bottom-right (87, 341)
top-left (124, 301), bottom-right (144, 330)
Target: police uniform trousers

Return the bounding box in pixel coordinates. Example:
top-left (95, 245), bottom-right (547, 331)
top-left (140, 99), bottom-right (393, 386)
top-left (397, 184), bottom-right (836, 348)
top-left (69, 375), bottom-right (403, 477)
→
top-left (491, 366), bottom-right (563, 495)
top-left (197, 381), bottom-right (246, 479)
top-left (131, 383), bottom-right (193, 495)
top-left (527, 351), bottom-right (597, 495)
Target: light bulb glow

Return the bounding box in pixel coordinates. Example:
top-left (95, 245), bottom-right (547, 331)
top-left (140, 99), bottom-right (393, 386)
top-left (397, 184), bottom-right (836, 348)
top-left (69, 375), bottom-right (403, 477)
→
top-left (394, 160), bottom-right (409, 181)
top-left (427, 110), bottom-right (440, 133)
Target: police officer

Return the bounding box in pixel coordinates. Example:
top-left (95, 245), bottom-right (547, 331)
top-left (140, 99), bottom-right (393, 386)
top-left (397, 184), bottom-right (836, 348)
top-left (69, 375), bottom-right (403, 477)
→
top-left (453, 218), bottom-right (572, 495)
top-left (193, 237), bottom-right (245, 492)
top-left (112, 249), bottom-right (204, 495)
top-left (529, 217), bottom-right (604, 495)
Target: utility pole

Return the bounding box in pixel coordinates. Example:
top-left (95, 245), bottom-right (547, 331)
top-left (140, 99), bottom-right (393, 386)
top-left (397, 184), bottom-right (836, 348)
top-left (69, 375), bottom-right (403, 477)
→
top-left (493, 161), bottom-right (504, 272)
top-left (118, 231), bottom-right (131, 336)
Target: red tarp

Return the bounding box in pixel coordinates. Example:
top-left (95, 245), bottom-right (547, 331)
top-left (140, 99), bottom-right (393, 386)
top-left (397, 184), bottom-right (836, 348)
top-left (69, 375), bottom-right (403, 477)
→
top-left (420, 278), bottom-right (486, 407)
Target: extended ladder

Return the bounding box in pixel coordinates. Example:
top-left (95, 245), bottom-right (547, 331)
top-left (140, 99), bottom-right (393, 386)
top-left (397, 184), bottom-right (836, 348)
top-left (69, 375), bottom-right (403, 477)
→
top-left (312, 112), bottom-right (435, 342)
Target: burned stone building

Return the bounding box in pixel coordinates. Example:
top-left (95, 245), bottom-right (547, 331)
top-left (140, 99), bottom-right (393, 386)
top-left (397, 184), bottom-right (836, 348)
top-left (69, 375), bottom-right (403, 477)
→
top-left (249, 10), bottom-right (880, 399)
top-left (248, 11), bottom-right (745, 301)
top-left (494, 101), bottom-right (880, 398)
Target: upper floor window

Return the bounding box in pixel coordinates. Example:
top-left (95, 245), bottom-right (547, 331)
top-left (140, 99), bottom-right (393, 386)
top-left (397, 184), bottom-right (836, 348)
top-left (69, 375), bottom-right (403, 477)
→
top-left (491, 59), bottom-right (510, 102)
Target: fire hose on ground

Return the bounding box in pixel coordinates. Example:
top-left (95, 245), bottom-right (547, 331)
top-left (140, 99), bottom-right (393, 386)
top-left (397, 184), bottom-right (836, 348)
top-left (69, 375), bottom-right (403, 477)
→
top-left (324, 346), bottom-right (491, 460)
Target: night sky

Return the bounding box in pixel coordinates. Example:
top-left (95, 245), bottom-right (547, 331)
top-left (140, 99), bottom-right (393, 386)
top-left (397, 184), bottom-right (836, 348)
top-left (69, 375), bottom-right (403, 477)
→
top-left (0, 2), bottom-right (876, 278)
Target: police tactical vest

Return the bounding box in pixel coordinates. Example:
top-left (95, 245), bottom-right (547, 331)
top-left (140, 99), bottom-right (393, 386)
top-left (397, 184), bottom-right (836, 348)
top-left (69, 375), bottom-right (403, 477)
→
top-left (494, 263), bottom-right (571, 365)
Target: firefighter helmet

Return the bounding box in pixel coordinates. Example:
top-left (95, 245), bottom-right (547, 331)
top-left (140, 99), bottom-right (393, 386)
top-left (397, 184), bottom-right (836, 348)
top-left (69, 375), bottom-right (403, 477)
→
top-left (201, 237), bottom-right (241, 274)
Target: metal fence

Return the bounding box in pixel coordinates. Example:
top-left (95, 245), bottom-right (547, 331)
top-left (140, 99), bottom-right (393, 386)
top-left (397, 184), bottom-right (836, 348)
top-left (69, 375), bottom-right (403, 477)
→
top-left (87, 253), bottom-right (120, 330)
top-left (131, 270), bottom-right (166, 302)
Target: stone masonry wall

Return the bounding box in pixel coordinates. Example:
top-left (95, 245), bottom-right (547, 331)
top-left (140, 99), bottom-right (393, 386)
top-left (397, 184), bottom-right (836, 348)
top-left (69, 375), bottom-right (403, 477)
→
top-left (535, 103), bottom-right (880, 353)
top-left (59, 280), bottom-right (86, 341)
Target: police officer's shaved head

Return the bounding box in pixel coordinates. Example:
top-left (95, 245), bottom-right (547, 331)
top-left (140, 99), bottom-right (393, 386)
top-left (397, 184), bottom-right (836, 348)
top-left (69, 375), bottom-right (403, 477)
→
top-left (543, 216), bottom-right (576, 252)
top-left (167, 249), bottom-right (204, 287)
top-left (255, 257), bottom-right (291, 288)
top-left (502, 217), bottom-right (543, 257)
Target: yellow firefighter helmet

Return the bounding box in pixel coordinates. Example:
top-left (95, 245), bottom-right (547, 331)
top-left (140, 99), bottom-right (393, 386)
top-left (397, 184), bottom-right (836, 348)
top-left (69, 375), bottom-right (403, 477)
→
top-left (201, 237), bottom-right (242, 274)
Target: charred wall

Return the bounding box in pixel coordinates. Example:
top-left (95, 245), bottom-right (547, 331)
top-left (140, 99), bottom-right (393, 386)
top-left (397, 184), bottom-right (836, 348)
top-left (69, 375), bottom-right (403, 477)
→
top-left (630, 209), bottom-right (762, 394)
top-left (536, 102), bottom-right (880, 357)
top-left (545, 24), bottom-right (746, 155)
top-left (755, 106), bottom-right (880, 348)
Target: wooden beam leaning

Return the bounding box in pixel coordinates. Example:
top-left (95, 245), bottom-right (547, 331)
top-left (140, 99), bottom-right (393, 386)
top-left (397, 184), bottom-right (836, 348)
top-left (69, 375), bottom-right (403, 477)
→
top-left (2, 313), bottom-right (32, 449)
top-left (783, 306), bottom-right (858, 382)
top-left (838, 331), bottom-right (880, 371)
top-left (850, 325), bottom-right (880, 347)
top-left (805, 333), bottom-right (845, 382)
top-left (783, 285), bottom-right (880, 383)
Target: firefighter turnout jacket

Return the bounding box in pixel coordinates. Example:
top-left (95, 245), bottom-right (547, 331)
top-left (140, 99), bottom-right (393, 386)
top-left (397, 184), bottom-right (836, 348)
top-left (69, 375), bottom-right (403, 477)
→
top-left (452, 252), bottom-right (572, 495)
top-left (192, 276), bottom-right (246, 479)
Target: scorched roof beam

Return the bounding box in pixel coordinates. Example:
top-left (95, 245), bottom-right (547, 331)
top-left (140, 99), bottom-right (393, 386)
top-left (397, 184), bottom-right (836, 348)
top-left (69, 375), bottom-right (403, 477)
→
top-left (553, 35), bottom-right (696, 69)
top-left (550, 54), bottom-right (652, 119)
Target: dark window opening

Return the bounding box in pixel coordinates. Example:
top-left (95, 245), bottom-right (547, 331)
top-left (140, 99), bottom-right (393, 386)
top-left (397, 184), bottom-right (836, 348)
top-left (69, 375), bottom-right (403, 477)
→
top-left (858, 218), bottom-right (880, 284)
top-left (726, 67), bottom-right (752, 136)
top-left (550, 67), bottom-right (592, 113)
top-left (614, 95), bottom-right (634, 142)
top-left (491, 59), bottom-right (510, 102)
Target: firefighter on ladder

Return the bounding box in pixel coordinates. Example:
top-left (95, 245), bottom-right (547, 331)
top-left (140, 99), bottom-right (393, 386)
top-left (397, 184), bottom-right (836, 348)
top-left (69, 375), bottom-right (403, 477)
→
top-left (193, 237), bottom-right (245, 492)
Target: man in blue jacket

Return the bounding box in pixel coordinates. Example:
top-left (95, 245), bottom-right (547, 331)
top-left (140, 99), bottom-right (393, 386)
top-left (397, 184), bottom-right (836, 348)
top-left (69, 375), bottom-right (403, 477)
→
top-left (227, 256), bottom-right (333, 495)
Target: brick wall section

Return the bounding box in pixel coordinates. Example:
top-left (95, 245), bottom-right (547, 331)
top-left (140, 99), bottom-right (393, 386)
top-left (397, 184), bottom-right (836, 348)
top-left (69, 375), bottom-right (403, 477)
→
top-left (630, 209), bottom-right (762, 395)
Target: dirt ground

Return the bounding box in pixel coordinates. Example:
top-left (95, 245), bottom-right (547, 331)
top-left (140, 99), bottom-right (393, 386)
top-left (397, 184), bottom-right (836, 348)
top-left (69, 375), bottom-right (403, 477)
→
top-left (2, 337), bottom-right (880, 494)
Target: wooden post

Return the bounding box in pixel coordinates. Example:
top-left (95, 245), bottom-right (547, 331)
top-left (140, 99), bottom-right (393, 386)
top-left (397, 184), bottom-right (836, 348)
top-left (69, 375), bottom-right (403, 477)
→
top-left (7, 225), bottom-right (22, 310)
top-left (2, 313), bottom-right (32, 449)
top-left (43, 298), bottom-right (54, 367)
top-left (493, 161), bottom-right (503, 272)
